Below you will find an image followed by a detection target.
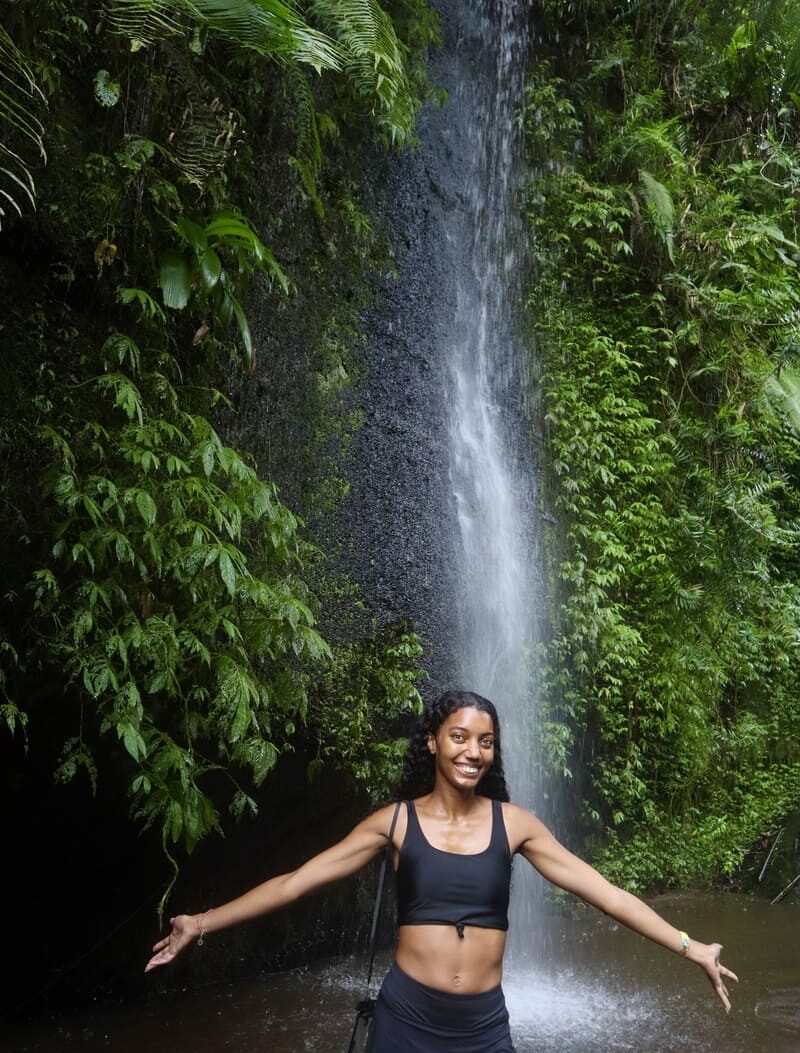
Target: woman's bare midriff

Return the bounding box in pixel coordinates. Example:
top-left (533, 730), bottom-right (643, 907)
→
top-left (395, 924), bottom-right (507, 993)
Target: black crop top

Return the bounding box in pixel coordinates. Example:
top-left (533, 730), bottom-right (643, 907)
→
top-left (396, 799), bottom-right (511, 938)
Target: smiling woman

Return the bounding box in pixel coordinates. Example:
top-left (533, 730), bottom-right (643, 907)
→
top-left (144, 690), bottom-right (738, 1051)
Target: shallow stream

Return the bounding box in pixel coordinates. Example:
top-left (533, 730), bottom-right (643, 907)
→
top-left (6, 891), bottom-right (796, 1053)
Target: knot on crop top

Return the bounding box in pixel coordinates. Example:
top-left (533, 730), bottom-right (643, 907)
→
top-left (396, 799), bottom-right (511, 938)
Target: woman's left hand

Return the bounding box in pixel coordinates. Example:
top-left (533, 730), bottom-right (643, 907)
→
top-left (688, 941), bottom-right (738, 1012)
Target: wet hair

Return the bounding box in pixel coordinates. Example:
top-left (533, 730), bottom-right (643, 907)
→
top-left (395, 690), bottom-right (510, 802)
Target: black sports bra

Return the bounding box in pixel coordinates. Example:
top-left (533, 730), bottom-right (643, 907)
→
top-left (396, 799), bottom-right (511, 938)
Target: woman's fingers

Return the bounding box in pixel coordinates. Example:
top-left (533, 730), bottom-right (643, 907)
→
top-left (715, 971), bottom-right (732, 1013)
top-left (144, 914), bottom-right (198, 973)
top-left (144, 952), bottom-right (167, 973)
top-left (704, 942), bottom-right (738, 1013)
top-left (145, 940), bottom-right (180, 971)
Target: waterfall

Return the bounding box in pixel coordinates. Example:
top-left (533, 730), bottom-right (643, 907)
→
top-left (440, 0), bottom-right (544, 948)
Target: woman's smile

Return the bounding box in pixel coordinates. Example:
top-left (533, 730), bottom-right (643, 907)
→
top-left (453, 761), bottom-right (481, 777)
top-left (430, 707), bottom-right (496, 787)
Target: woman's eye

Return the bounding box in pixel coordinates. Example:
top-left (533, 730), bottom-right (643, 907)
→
top-left (481, 739), bottom-right (494, 748)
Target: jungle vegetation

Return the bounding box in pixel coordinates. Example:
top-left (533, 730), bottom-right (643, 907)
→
top-left (528, 0), bottom-right (800, 887)
top-left (0, 0), bottom-right (431, 894)
top-left (4, 0), bottom-right (800, 908)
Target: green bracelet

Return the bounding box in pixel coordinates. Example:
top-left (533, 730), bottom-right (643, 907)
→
top-left (679, 930), bottom-right (691, 956)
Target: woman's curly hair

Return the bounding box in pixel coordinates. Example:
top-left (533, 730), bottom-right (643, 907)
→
top-left (395, 690), bottom-right (510, 802)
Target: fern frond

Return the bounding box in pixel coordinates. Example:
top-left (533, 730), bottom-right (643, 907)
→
top-left (766, 367), bottom-right (800, 435)
top-left (639, 168), bottom-right (675, 260)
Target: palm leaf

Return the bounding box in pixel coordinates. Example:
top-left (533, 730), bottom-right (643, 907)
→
top-left (309, 0), bottom-right (414, 141)
top-left (189, 0), bottom-right (344, 69)
top-left (107, 0), bottom-right (189, 48)
top-left (0, 25), bottom-right (46, 228)
top-left (110, 0), bottom-right (344, 71)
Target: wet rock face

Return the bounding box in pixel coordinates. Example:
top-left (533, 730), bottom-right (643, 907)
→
top-left (331, 0), bottom-right (501, 693)
top-left (227, 2), bottom-right (499, 694)
top-left (337, 143), bottom-right (459, 689)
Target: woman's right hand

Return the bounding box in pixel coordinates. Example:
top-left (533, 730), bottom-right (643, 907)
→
top-left (144, 914), bottom-right (200, 973)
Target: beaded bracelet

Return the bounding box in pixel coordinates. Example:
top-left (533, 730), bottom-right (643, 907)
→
top-left (679, 930), bottom-right (691, 956)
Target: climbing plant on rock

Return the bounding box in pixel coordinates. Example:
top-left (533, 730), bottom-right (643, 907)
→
top-left (528, 0), bottom-right (800, 888)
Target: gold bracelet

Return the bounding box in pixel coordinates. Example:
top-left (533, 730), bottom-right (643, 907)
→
top-left (197, 909), bottom-right (212, 947)
top-left (679, 930), bottom-right (690, 956)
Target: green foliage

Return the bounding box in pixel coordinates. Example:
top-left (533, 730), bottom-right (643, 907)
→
top-left (309, 623), bottom-right (424, 800)
top-left (31, 333), bottom-right (329, 853)
top-left (0, 0), bottom-right (436, 869)
top-left (0, 23), bottom-right (46, 226)
top-left (159, 210), bottom-right (289, 367)
top-left (528, 2), bottom-right (800, 886)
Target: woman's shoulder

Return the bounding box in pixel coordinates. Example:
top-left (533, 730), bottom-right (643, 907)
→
top-left (500, 801), bottom-right (544, 847)
top-left (366, 799), bottom-right (411, 845)
top-left (500, 800), bottom-right (533, 819)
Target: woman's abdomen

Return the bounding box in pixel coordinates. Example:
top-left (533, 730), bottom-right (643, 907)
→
top-left (395, 924), bottom-right (506, 993)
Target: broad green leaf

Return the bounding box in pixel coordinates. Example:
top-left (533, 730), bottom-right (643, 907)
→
top-left (135, 489), bottom-right (157, 526)
top-left (198, 247), bottom-right (222, 289)
top-left (176, 216), bottom-right (209, 252)
top-left (218, 549), bottom-right (236, 594)
top-left (159, 250), bottom-right (192, 309)
top-left (119, 721), bottom-right (148, 761)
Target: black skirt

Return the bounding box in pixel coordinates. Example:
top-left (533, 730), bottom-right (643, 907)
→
top-left (369, 964), bottom-right (516, 1053)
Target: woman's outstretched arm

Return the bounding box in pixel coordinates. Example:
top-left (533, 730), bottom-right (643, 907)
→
top-left (505, 804), bottom-right (739, 1012)
top-left (144, 803), bottom-right (396, 973)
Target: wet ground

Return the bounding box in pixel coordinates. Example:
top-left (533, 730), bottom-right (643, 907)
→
top-left (4, 891), bottom-right (797, 1052)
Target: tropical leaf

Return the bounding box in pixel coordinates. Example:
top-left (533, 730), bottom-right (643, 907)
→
top-left (107, 0), bottom-right (189, 48)
top-left (309, 0), bottom-right (415, 141)
top-left (639, 169), bottom-right (675, 261)
top-left (204, 210), bottom-right (290, 291)
top-left (285, 65), bottom-right (324, 208)
top-left (109, 0), bottom-right (344, 70)
top-left (191, 0), bottom-right (344, 69)
top-left (226, 291), bottom-right (254, 370)
top-left (765, 367), bottom-right (800, 434)
top-left (159, 250), bottom-right (193, 308)
top-left (94, 69), bottom-right (121, 107)
top-left (0, 25), bottom-right (46, 227)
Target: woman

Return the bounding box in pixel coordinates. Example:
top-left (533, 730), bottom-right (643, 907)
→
top-left (145, 690), bottom-right (737, 1051)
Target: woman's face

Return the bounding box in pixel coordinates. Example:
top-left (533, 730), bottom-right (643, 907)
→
top-left (428, 706), bottom-right (496, 789)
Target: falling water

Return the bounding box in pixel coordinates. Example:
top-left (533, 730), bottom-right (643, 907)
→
top-left (442, 0), bottom-right (544, 946)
